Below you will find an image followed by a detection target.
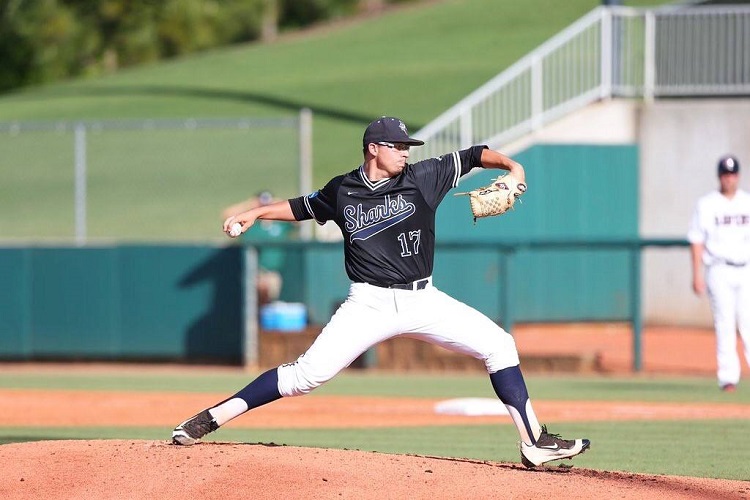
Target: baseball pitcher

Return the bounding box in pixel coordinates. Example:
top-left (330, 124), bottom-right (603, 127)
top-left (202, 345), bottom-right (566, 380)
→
top-left (172, 116), bottom-right (590, 468)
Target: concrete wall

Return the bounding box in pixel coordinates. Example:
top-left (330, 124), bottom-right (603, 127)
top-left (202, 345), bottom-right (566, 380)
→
top-left (639, 99), bottom-right (750, 325)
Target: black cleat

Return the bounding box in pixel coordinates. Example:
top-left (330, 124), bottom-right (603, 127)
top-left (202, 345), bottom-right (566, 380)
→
top-left (520, 425), bottom-right (590, 468)
top-left (171, 409), bottom-right (220, 445)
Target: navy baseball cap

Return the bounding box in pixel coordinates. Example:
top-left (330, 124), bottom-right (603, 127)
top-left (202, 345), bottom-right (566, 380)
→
top-left (362, 117), bottom-right (424, 147)
top-left (718, 155), bottom-right (740, 175)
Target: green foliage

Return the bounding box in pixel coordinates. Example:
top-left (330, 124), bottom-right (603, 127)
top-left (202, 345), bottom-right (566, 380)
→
top-left (0, 0), bottom-right (82, 88)
top-left (0, 0), bottom-right (425, 93)
top-left (71, 0), bottom-right (163, 69)
top-left (279, 0), bottom-right (359, 28)
top-left (217, 0), bottom-right (265, 44)
top-left (156, 0), bottom-right (263, 57)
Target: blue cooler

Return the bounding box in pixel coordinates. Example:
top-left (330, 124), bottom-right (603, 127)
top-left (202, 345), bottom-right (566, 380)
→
top-left (260, 302), bottom-right (307, 332)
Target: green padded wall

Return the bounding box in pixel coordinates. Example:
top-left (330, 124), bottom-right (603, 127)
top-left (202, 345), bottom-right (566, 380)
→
top-left (437, 144), bottom-right (638, 240)
top-left (30, 248), bottom-right (120, 356)
top-left (0, 249), bottom-right (32, 356)
top-left (435, 144), bottom-right (638, 323)
top-left (0, 246), bottom-right (242, 362)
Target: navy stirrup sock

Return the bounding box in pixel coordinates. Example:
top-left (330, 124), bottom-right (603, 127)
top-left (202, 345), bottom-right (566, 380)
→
top-left (489, 365), bottom-right (535, 441)
top-left (230, 368), bottom-right (282, 410)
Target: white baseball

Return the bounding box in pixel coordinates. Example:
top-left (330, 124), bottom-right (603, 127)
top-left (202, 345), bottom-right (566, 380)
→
top-left (228, 222), bottom-right (242, 238)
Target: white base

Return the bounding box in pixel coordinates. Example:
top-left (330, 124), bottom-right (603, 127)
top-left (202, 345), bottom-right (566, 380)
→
top-left (434, 398), bottom-right (509, 416)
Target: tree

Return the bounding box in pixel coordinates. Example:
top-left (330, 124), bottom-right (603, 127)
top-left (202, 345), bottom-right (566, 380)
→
top-left (0, 0), bottom-right (411, 93)
top-left (0, 0), bottom-right (84, 91)
top-left (261, 0), bottom-right (278, 42)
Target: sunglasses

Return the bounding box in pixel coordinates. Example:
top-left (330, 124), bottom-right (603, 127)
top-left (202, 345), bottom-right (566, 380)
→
top-left (377, 141), bottom-right (410, 152)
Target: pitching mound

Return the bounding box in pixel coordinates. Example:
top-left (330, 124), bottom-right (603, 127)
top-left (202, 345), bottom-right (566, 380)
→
top-left (2, 440), bottom-right (747, 500)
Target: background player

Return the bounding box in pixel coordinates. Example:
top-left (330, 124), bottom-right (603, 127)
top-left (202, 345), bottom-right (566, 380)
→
top-left (689, 154), bottom-right (750, 392)
top-left (172, 116), bottom-right (590, 468)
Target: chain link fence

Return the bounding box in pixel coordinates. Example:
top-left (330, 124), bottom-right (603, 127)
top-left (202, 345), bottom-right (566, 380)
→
top-left (0, 111), bottom-right (312, 244)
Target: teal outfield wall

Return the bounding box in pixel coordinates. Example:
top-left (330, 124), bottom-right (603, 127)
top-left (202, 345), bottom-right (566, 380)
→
top-left (437, 144), bottom-right (638, 241)
top-left (0, 144), bottom-right (639, 363)
top-left (431, 143), bottom-right (639, 323)
top-left (0, 246), bottom-right (243, 362)
top-left (0, 240), bottom-right (647, 365)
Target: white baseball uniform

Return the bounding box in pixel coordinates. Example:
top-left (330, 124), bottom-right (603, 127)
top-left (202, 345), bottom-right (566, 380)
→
top-left (688, 189), bottom-right (750, 386)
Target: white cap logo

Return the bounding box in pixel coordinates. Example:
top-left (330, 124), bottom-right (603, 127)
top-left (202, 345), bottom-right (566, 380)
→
top-left (399, 121), bottom-right (408, 134)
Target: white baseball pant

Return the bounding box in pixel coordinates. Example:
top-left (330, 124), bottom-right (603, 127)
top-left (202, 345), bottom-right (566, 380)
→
top-left (706, 263), bottom-right (750, 386)
top-left (277, 281), bottom-right (520, 397)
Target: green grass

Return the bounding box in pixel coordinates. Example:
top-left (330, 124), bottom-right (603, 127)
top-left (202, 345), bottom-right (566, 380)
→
top-left (1, 370), bottom-right (748, 403)
top-left (0, 0), bottom-right (669, 241)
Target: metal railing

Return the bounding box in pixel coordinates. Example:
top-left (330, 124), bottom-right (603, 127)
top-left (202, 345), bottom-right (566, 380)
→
top-left (411, 5), bottom-right (750, 160)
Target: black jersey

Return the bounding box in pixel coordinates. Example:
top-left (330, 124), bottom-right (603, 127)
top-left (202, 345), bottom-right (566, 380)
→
top-left (289, 146), bottom-right (486, 286)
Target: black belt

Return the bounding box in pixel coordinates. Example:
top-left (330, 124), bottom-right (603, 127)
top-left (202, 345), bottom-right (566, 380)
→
top-left (720, 260), bottom-right (747, 267)
top-left (390, 278), bottom-right (430, 290)
top-left (370, 278), bottom-right (430, 291)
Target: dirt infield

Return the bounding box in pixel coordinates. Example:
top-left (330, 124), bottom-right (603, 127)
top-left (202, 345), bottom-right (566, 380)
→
top-left (2, 389), bottom-right (750, 428)
top-left (2, 440), bottom-right (748, 500)
top-left (512, 323), bottom-right (730, 375)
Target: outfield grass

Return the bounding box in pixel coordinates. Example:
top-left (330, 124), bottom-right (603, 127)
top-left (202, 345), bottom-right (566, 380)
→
top-left (0, 0), bottom-right (668, 241)
top-left (1, 369), bottom-right (748, 480)
top-left (1, 370), bottom-right (748, 403)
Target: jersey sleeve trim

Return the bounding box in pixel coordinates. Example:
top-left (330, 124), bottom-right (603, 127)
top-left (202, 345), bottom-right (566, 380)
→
top-left (303, 195), bottom-right (327, 225)
top-left (451, 151), bottom-right (461, 188)
top-left (289, 196), bottom-right (314, 222)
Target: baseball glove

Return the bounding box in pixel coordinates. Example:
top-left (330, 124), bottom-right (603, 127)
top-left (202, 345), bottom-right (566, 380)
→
top-left (454, 174), bottom-right (527, 222)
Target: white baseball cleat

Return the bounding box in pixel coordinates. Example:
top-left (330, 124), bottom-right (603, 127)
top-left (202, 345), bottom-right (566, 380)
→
top-left (172, 409), bottom-right (220, 445)
top-left (520, 425), bottom-right (590, 468)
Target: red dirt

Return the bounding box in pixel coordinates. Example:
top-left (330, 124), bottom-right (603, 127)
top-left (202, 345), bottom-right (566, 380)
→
top-left (512, 323), bottom-right (730, 375)
top-left (1, 389), bottom-right (749, 428)
top-left (2, 440), bottom-right (748, 500)
top-left (1, 325), bottom-right (749, 499)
